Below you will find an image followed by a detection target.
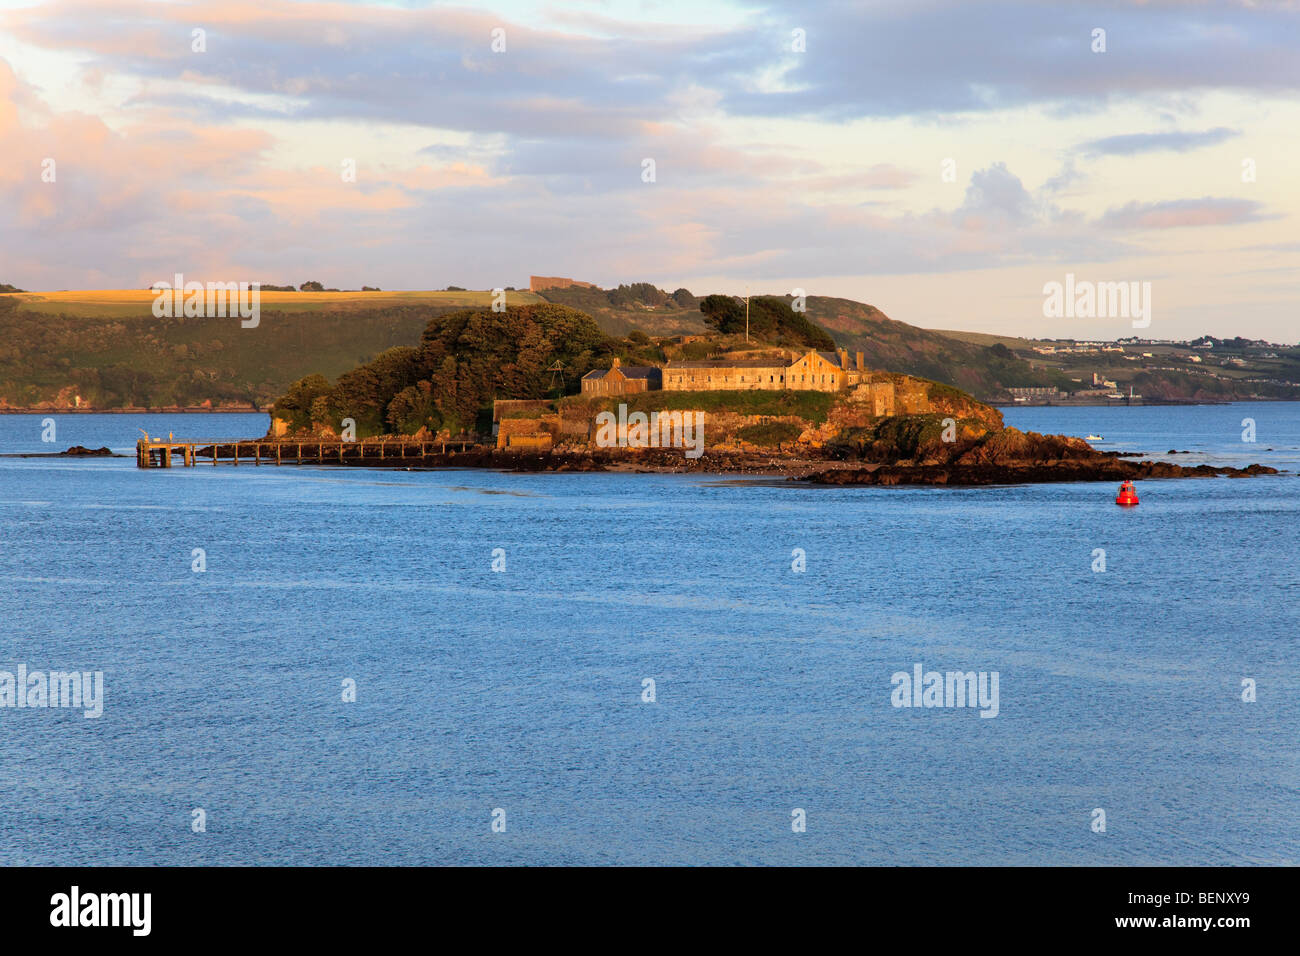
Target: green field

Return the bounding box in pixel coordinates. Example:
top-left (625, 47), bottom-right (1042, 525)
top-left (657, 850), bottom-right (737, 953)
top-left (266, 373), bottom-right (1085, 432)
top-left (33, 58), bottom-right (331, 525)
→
top-left (0, 291), bottom-right (538, 410)
top-left (8, 289), bottom-right (543, 318)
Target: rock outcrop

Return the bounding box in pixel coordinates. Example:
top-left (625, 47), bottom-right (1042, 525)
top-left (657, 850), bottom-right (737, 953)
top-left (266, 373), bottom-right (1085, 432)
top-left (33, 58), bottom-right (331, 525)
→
top-left (805, 425), bottom-right (1279, 486)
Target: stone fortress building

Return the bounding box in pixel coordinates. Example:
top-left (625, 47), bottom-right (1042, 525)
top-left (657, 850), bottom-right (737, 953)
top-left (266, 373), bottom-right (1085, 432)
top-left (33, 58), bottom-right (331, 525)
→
top-left (580, 348), bottom-right (930, 418)
top-left (662, 349), bottom-right (863, 393)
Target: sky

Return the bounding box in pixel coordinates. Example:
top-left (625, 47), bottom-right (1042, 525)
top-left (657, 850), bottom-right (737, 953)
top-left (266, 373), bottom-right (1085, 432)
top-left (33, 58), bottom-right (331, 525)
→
top-left (1, 0), bottom-right (1297, 341)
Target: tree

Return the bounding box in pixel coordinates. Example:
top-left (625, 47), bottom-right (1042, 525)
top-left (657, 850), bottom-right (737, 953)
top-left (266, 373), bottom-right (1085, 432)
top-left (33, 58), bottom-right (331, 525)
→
top-left (699, 294), bottom-right (745, 333)
top-left (326, 347), bottom-right (420, 433)
top-left (269, 303), bottom-right (613, 438)
top-left (275, 374), bottom-right (333, 430)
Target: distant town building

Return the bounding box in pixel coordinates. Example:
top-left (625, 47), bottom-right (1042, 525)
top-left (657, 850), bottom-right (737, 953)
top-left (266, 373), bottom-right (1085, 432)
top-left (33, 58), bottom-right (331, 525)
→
top-left (1007, 386), bottom-right (1065, 403)
top-left (530, 275), bottom-right (598, 292)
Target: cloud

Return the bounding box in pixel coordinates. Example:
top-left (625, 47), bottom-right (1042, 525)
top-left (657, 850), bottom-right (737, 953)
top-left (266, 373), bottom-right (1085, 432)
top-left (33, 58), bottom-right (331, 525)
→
top-left (953, 162), bottom-right (1040, 229)
top-left (720, 0), bottom-right (1300, 119)
top-left (1079, 127), bottom-right (1240, 156)
top-left (1041, 157), bottom-right (1085, 196)
top-left (10, 0), bottom-right (1300, 137)
top-left (1098, 197), bottom-right (1268, 229)
top-left (1, 2), bottom-right (1297, 341)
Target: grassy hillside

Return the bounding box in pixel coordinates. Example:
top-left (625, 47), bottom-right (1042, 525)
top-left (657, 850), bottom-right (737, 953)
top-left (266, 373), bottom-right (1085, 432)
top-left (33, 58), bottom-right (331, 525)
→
top-left (800, 296), bottom-right (1074, 400)
top-left (5, 282), bottom-right (1293, 409)
top-left (0, 292), bottom-right (538, 409)
top-left (8, 288), bottom-right (543, 318)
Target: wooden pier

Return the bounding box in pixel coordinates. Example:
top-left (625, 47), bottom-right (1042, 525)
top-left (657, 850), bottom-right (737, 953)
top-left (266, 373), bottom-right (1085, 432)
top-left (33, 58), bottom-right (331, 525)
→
top-left (135, 432), bottom-right (479, 468)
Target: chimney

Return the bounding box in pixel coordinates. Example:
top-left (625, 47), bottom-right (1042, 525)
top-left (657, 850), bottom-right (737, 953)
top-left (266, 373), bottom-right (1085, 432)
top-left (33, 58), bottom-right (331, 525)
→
top-left (855, 351), bottom-right (864, 371)
top-left (611, 357), bottom-right (621, 370)
top-left (838, 348), bottom-right (848, 370)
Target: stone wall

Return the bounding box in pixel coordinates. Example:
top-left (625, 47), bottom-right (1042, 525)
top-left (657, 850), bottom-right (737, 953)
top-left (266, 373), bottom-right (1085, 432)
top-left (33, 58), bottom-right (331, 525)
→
top-left (497, 415), bottom-right (560, 450)
top-left (662, 365), bottom-right (789, 391)
top-left (493, 399), bottom-right (553, 422)
top-left (529, 276), bottom-right (597, 292)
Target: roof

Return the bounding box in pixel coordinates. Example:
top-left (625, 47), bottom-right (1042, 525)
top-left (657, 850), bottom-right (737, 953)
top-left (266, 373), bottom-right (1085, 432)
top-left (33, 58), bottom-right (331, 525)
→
top-left (582, 365), bottom-right (661, 380)
top-left (664, 359), bottom-right (787, 369)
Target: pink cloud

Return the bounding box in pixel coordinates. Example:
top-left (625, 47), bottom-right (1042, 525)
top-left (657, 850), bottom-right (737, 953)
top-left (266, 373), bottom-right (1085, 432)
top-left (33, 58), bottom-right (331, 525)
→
top-left (1099, 198), bottom-right (1268, 229)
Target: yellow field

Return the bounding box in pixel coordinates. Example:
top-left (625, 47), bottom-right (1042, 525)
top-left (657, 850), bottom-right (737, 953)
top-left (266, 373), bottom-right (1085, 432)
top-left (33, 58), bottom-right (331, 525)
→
top-left (8, 288), bottom-right (545, 317)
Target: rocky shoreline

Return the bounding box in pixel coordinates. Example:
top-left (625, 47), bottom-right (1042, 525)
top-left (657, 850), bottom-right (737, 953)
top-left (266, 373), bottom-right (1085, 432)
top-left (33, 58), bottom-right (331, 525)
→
top-left (802, 459), bottom-right (1279, 486)
top-left (410, 425), bottom-right (1287, 485)
top-left (115, 412), bottom-right (1283, 486)
top-left (221, 444), bottom-right (1280, 485)
top-left (4, 445), bottom-right (121, 458)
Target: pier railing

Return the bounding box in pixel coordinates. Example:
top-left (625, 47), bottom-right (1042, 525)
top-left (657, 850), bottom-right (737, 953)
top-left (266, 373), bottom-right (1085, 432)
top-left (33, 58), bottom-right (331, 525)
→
top-left (135, 435), bottom-right (479, 468)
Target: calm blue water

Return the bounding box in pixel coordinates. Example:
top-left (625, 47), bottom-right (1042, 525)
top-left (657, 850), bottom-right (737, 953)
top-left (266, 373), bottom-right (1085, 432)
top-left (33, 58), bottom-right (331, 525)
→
top-left (0, 405), bottom-right (1296, 865)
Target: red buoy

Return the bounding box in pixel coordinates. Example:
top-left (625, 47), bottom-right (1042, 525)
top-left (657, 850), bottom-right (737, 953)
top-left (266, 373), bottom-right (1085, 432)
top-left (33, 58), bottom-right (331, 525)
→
top-left (1115, 480), bottom-right (1139, 506)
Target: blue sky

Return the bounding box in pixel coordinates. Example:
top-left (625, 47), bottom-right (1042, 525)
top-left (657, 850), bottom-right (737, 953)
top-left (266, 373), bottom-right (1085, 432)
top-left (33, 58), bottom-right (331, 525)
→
top-left (1, 0), bottom-right (1297, 340)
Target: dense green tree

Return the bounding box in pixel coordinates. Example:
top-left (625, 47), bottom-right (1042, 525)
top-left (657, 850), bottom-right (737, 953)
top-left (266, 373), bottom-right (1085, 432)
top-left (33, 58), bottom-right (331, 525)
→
top-left (699, 294), bottom-right (745, 332)
top-left (275, 374), bottom-right (333, 430)
top-left (386, 381), bottom-right (438, 433)
top-left (609, 283), bottom-right (668, 307)
top-left (412, 304), bottom-right (608, 432)
top-left (699, 294), bottom-right (835, 350)
top-left (323, 346), bottom-right (420, 433)
top-left (268, 304), bottom-right (613, 437)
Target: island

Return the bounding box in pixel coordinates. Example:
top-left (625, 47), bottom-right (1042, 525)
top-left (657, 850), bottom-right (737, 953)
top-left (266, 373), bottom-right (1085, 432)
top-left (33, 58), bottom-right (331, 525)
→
top-left (255, 300), bottom-right (1278, 486)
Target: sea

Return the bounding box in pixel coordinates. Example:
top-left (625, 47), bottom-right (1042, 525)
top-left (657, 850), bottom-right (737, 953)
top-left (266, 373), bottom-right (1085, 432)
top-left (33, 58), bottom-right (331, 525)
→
top-left (0, 402), bottom-right (1296, 865)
